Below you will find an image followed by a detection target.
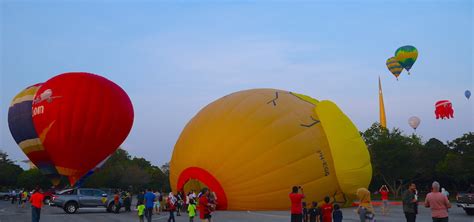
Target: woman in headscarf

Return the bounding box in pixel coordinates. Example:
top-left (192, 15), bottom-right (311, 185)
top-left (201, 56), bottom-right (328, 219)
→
top-left (167, 192), bottom-right (177, 222)
top-left (356, 188), bottom-right (375, 222)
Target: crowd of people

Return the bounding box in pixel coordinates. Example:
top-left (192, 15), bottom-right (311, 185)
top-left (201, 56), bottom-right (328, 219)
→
top-left (135, 187), bottom-right (218, 222)
top-left (9, 188), bottom-right (29, 208)
top-left (289, 181), bottom-right (453, 222)
top-left (5, 181), bottom-right (456, 222)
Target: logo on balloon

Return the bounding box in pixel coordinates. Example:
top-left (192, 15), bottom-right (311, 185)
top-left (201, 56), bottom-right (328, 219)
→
top-left (33, 89), bottom-right (60, 104)
top-left (317, 150), bottom-right (330, 176)
top-left (32, 89), bottom-right (63, 117)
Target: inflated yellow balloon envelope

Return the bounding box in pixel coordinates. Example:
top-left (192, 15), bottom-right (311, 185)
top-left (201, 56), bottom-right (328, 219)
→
top-left (170, 89), bottom-right (372, 210)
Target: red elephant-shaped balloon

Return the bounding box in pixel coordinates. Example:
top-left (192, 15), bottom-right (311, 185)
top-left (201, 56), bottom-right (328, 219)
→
top-left (435, 100), bottom-right (454, 119)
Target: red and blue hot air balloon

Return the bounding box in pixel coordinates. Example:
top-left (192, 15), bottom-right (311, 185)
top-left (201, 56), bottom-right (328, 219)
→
top-left (8, 84), bottom-right (62, 186)
top-left (31, 72), bottom-right (134, 186)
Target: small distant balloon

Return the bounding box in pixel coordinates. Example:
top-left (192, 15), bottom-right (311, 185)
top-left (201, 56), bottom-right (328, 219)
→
top-left (408, 116), bottom-right (421, 130)
top-left (465, 90), bottom-right (471, 99)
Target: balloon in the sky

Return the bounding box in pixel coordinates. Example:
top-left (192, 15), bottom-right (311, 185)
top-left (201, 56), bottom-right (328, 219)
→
top-left (386, 57), bottom-right (403, 80)
top-left (170, 89), bottom-right (372, 210)
top-left (8, 84), bottom-right (62, 186)
top-left (465, 90), bottom-right (471, 99)
top-left (435, 100), bottom-right (454, 119)
top-left (408, 116), bottom-right (421, 130)
top-left (31, 72), bottom-right (134, 185)
top-left (395, 45), bottom-right (418, 74)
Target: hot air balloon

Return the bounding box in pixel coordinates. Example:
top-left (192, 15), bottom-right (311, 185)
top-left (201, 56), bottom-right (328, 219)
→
top-left (74, 154), bottom-right (112, 187)
top-left (395, 45), bottom-right (418, 75)
top-left (170, 89), bottom-right (372, 210)
top-left (8, 84), bottom-right (62, 186)
top-left (386, 57), bottom-right (403, 80)
top-left (408, 116), bottom-right (421, 130)
top-left (31, 72), bottom-right (134, 185)
top-left (435, 100), bottom-right (454, 119)
top-left (465, 90), bottom-right (471, 100)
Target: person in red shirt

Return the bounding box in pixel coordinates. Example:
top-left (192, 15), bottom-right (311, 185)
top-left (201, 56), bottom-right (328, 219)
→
top-left (30, 187), bottom-right (44, 222)
top-left (289, 186), bottom-right (305, 222)
top-left (379, 185), bottom-right (390, 215)
top-left (198, 188), bottom-right (214, 222)
top-left (113, 191), bottom-right (121, 214)
top-left (320, 196), bottom-right (333, 222)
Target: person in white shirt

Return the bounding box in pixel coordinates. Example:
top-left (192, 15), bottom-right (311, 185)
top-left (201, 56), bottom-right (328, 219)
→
top-left (154, 191), bottom-right (161, 214)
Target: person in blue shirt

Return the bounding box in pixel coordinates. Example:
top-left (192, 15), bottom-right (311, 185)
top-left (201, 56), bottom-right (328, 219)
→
top-left (144, 188), bottom-right (157, 222)
top-left (333, 204), bottom-right (343, 222)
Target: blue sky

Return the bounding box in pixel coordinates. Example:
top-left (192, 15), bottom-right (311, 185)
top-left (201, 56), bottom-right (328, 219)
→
top-left (1, 0), bottom-right (472, 168)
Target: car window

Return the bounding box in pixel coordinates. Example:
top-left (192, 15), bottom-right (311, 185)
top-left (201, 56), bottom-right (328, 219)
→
top-left (59, 189), bottom-right (77, 195)
top-left (93, 190), bottom-right (105, 197)
top-left (80, 189), bottom-right (94, 196)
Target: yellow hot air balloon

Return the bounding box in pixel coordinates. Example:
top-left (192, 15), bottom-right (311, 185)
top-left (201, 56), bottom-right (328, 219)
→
top-left (170, 89), bottom-right (372, 210)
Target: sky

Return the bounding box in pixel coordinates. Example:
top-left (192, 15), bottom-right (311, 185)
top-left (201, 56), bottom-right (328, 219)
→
top-left (1, 0), bottom-right (472, 168)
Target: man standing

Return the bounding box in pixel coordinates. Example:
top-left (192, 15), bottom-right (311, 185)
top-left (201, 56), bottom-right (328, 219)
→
top-left (10, 190), bottom-right (16, 204)
top-left (289, 186), bottom-right (305, 222)
top-left (30, 187), bottom-right (44, 222)
top-left (425, 181), bottom-right (451, 222)
top-left (402, 183), bottom-right (418, 222)
top-left (144, 188), bottom-right (156, 222)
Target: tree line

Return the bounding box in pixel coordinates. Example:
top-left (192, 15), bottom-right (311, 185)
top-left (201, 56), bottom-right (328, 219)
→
top-left (1, 122), bottom-right (473, 197)
top-left (364, 123), bottom-right (473, 197)
top-left (0, 149), bottom-right (170, 192)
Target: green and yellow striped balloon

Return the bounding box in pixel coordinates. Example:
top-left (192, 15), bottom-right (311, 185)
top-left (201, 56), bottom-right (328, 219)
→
top-left (395, 45), bottom-right (418, 74)
top-left (386, 57), bottom-right (403, 80)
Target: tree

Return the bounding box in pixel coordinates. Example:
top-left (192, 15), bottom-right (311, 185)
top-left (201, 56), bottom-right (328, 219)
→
top-left (436, 133), bottom-right (474, 190)
top-left (83, 149), bottom-right (169, 192)
top-left (17, 169), bottom-right (51, 189)
top-left (416, 138), bottom-right (449, 182)
top-left (161, 162), bottom-right (170, 177)
top-left (0, 150), bottom-right (23, 188)
top-left (362, 123), bottom-right (423, 197)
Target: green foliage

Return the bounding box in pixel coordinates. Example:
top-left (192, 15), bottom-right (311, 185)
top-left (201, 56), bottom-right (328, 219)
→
top-left (363, 124), bottom-right (474, 196)
top-left (17, 169), bottom-right (51, 189)
top-left (0, 150), bottom-right (23, 188)
top-left (83, 148), bottom-right (170, 192)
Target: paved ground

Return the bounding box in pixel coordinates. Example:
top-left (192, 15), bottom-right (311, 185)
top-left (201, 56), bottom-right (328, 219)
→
top-left (0, 200), bottom-right (472, 222)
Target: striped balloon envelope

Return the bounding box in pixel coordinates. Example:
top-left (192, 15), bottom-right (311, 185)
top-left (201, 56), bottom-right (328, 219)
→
top-left (395, 45), bottom-right (418, 74)
top-left (170, 89), bottom-right (372, 210)
top-left (386, 57), bottom-right (403, 80)
top-left (8, 83), bottom-right (61, 186)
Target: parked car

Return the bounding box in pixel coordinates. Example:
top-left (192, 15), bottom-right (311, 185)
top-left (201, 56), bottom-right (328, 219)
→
top-left (42, 189), bottom-right (57, 204)
top-left (0, 191), bottom-right (10, 200)
top-left (456, 193), bottom-right (474, 215)
top-left (50, 188), bottom-right (119, 214)
top-left (457, 190), bottom-right (474, 215)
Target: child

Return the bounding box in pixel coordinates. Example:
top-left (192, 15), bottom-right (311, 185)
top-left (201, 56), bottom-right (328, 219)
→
top-left (356, 188), bottom-right (375, 222)
top-left (302, 202), bottom-right (308, 222)
top-left (137, 201), bottom-right (145, 222)
top-left (309, 201), bottom-right (320, 222)
top-left (332, 204), bottom-right (343, 222)
top-left (321, 196), bottom-right (333, 222)
top-left (187, 199), bottom-right (197, 222)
